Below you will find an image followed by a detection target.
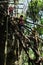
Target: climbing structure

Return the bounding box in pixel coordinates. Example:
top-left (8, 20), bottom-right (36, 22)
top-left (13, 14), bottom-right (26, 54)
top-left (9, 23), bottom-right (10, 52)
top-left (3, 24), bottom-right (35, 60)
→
top-left (0, 0), bottom-right (43, 65)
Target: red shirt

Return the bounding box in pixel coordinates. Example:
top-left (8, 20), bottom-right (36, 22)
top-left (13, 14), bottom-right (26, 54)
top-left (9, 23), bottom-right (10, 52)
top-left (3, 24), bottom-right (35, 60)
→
top-left (9, 7), bottom-right (13, 12)
top-left (19, 18), bottom-right (24, 25)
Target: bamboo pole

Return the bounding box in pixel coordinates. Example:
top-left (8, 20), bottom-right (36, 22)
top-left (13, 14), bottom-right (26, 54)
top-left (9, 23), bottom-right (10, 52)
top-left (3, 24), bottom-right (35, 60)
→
top-left (4, 16), bottom-right (8, 65)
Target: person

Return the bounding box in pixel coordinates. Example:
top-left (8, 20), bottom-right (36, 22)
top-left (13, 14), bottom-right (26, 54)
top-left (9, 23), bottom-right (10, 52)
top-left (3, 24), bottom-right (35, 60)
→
top-left (8, 6), bottom-right (13, 17)
top-left (18, 15), bottom-right (24, 32)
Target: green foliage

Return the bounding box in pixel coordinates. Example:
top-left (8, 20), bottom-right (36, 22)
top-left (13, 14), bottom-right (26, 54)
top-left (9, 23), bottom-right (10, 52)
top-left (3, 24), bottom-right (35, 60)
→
top-left (22, 0), bottom-right (43, 65)
top-left (41, 18), bottom-right (43, 24)
top-left (22, 51), bottom-right (28, 65)
top-left (27, 0), bottom-right (43, 22)
top-left (36, 26), bottom-right (43, 35)
top-left (35, 18), bottom-right (43, 35)
top-left (29, 48), bottom-right (36, 60)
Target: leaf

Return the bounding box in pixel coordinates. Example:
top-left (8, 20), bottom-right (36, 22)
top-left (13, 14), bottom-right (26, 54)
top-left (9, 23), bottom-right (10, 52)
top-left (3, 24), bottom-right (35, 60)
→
top-left (29, 48), bottom-right (36, 59)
